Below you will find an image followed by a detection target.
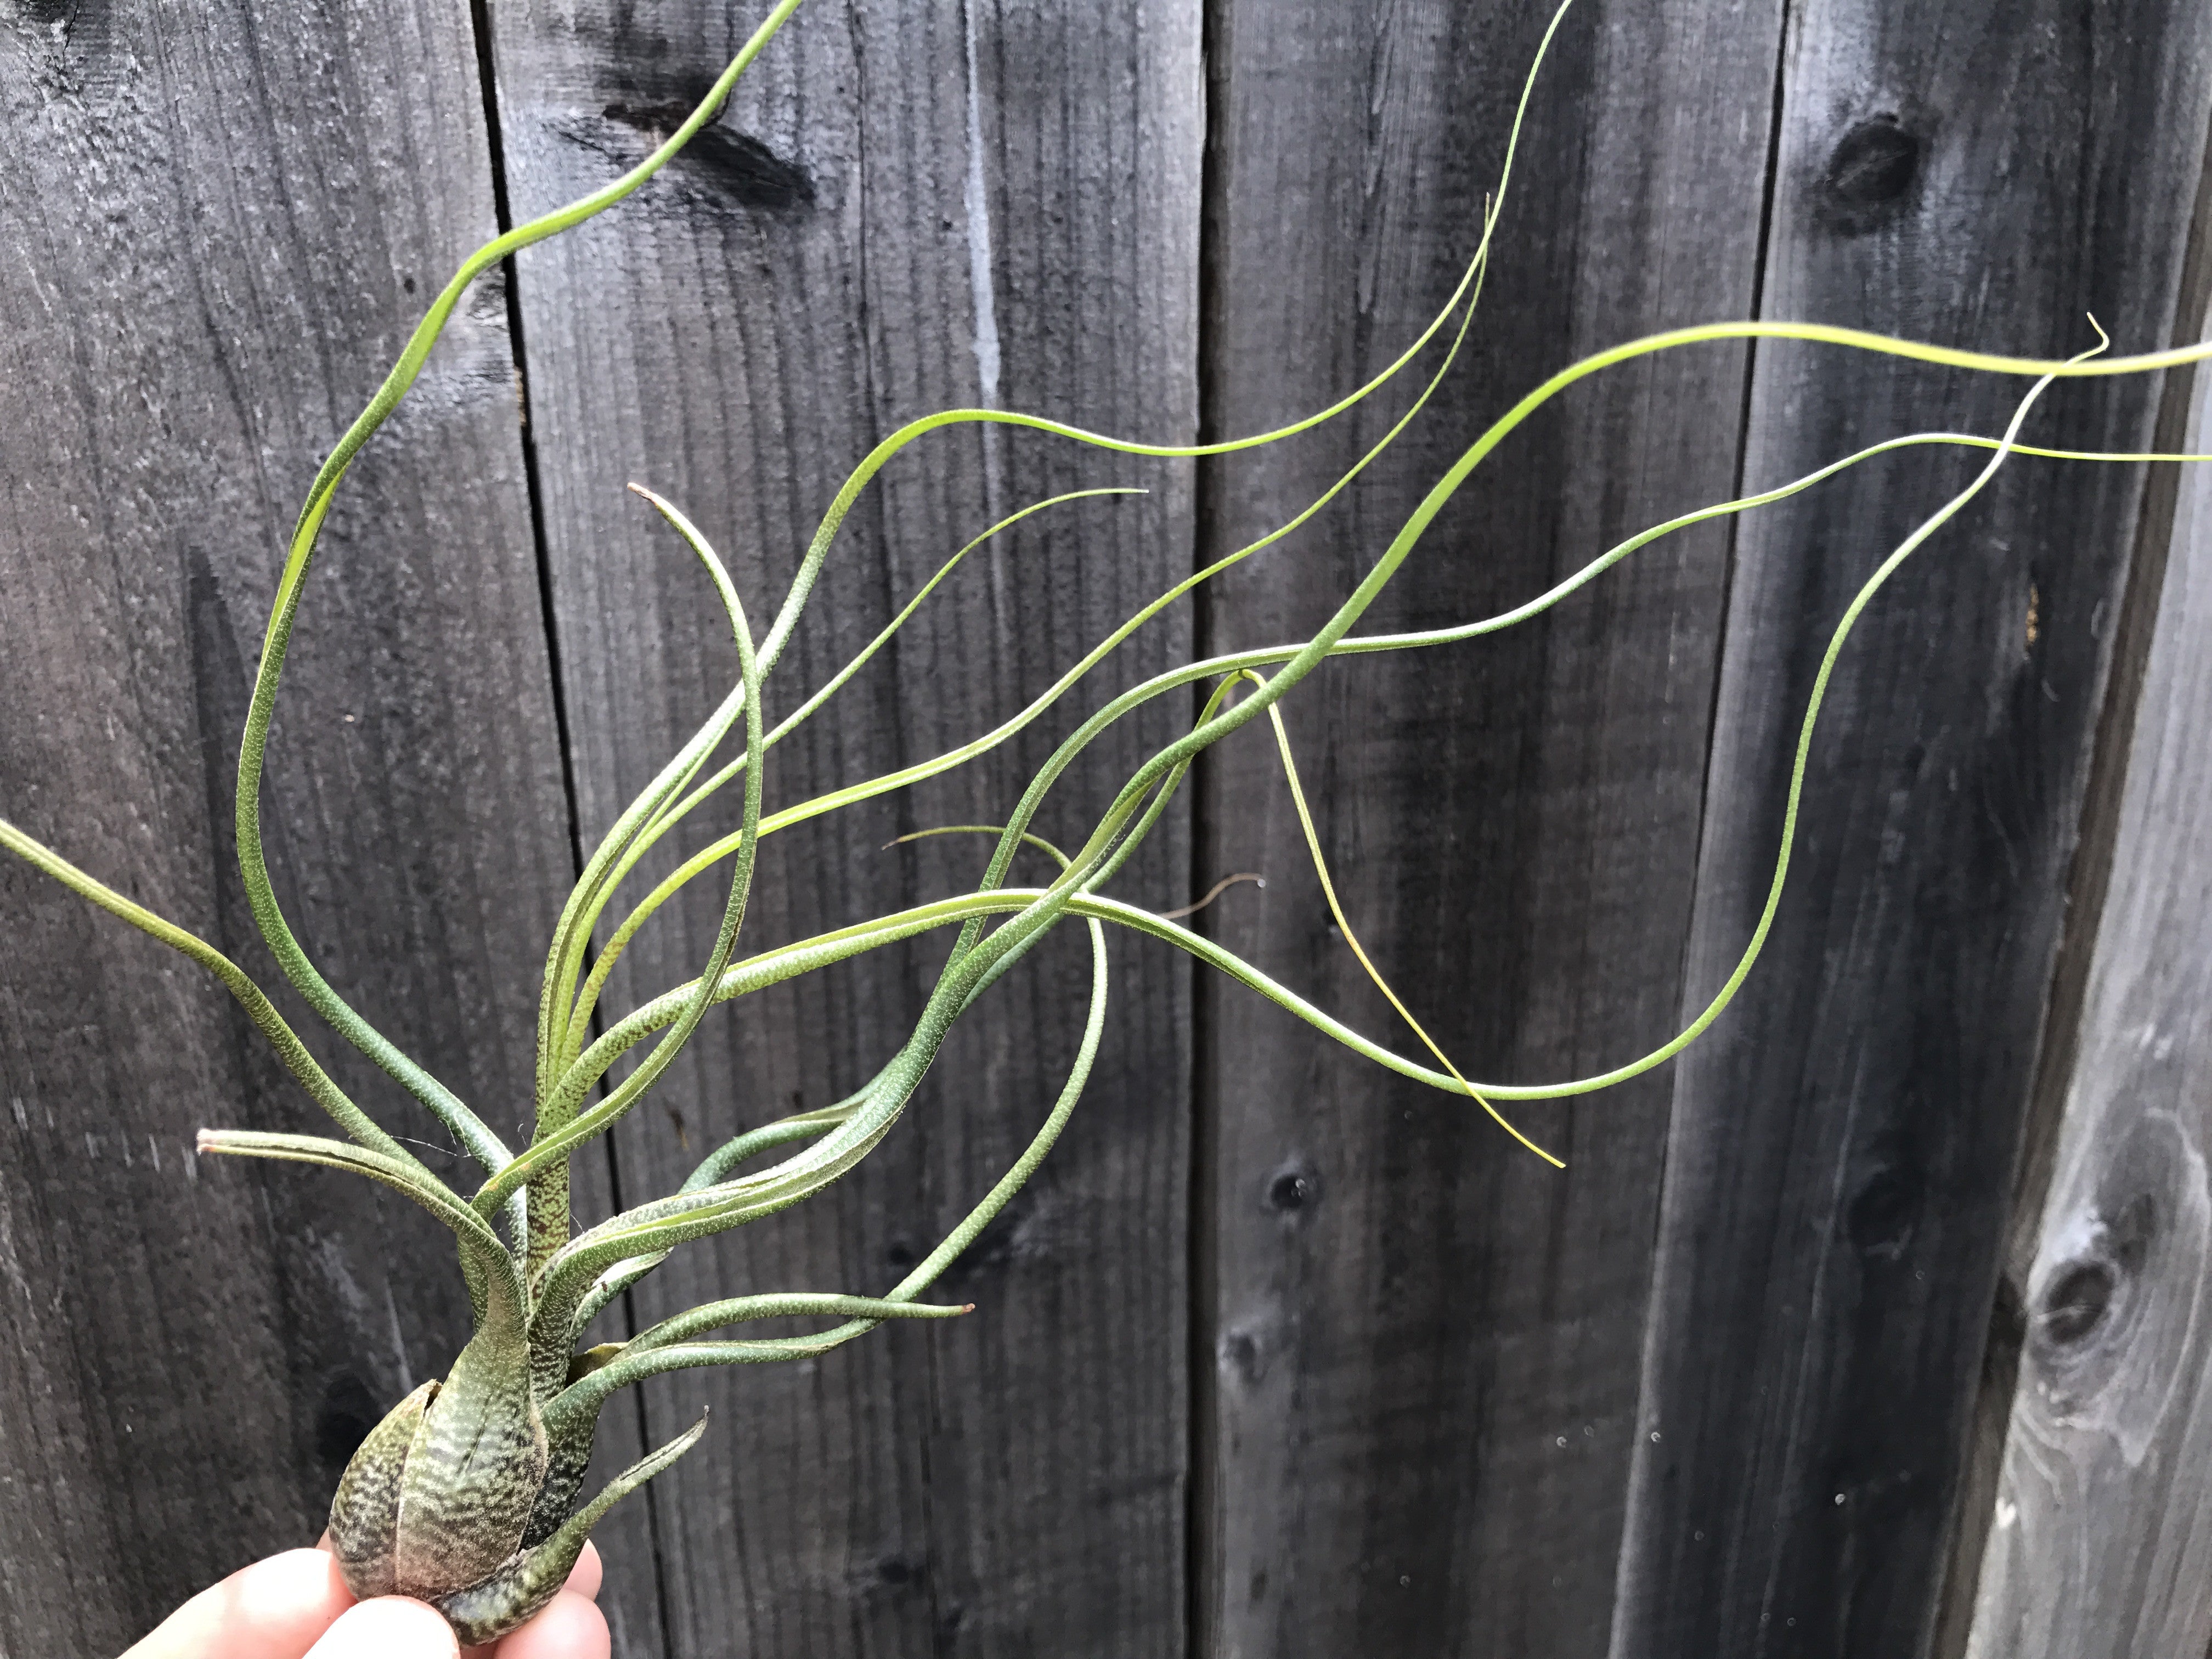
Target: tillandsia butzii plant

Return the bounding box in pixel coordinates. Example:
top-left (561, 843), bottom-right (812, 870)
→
top-left (7, 0), bottom-right (2212, 1644)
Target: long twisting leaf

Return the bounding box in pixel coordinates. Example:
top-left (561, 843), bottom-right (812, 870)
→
top-left (545, 903), bottom-right (1111, 1407)
top-left (545, 1294), bottom-right (972, 1435)
top-left (559, 489), bottom-right (1143, 1053)
top-left (233, 0), bottom-right (815, 1182)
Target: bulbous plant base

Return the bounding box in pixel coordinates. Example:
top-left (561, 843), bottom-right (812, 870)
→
top-left (326, 1368), bottom-right (709, 1646)
top-left (327, 1313), bottom-right (551, 1600)
top-left (328, 1381), bottom-right (438, 1599)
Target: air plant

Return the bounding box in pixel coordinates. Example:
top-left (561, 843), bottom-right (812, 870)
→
top-left (5, 0), bottom-right (2208, 1645)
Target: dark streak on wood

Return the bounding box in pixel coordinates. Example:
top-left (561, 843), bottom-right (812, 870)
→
top-left (558, 108), bottom-right (817, 219)
top-left (0, 1), bottom-right (569, 1650)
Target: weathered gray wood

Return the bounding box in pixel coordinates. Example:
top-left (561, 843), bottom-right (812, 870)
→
top-left (1929, 136), bottom-right (2212, 1659)
top-left (1956, 281), bottom-right (2212, 1657)
top-left (14, 5), bottom-right (2212, 1655)
top-left (481, 1), bottom-right (1200, 1652)
top-left (0, 2), bottom-right (569, 1652)
top-left (1193, 2), bottom-right (1779, 1654)
top-left (1612, 7), bottom-right (2212, 1656)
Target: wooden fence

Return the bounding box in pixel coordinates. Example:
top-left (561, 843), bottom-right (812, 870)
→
top-left (4, 1), bottom-right (2210, 1655)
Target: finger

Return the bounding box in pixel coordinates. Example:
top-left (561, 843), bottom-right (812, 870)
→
top-left (562, 1543), bottom-right (603, 1604)
top-left (472, 1590), bottom-right (610, 1659)
top-left (121, 1548), bottom-right (354, 1659)
top-left (303, 1597), bottom-right (459, 1659)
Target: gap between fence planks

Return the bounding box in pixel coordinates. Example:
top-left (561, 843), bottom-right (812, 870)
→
top-left (1192, 1), bottom-right (1780, 1654)
top-left (1612, 5), bottom-right (2212, 1657)
top-left (0, 1), bottom-right (571, 1652)
top-left (477, 2), bottom-right (1201, 1653)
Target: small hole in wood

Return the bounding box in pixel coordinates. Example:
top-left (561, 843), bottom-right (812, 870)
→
top-left (1265, 1158), bottom-right (1320, 1216)
top-left (2040, 1260), bottom-right (2116, 1346)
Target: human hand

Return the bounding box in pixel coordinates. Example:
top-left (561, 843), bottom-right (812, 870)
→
top-left (120, 1538), bottom-right (608, 1659)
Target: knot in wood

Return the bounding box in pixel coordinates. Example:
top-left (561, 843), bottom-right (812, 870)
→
top-left (1817, 115), bottom-right (1923, 233)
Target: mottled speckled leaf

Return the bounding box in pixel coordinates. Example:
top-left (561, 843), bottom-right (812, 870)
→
top-left (390, 1309), bottom-right (548, 1599)
top-left (438, 1415), bottom-right (708, 1646)
top-left (327, 1380), bottom-right (435, 1600)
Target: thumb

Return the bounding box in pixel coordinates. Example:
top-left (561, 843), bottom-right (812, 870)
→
top-left (304, 1597), bottom-right (459, 1659)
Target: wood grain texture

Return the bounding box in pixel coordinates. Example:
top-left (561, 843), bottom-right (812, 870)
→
top-left (0, 1), bottom-right (569, 1652)
top-left (481, 2), bottom-right (1200, 1652)
top-left (14, 4), bottom-right (2212, 1655)
top-left (1930, 121), bottom-right (2212, 1659)
top-left (1611, 6), bottom-right (2212, 1657)
top-left (1193, 2), bottom-right (1779, 1655)
top-left (1958, 284), bottom-right (2212, 1658)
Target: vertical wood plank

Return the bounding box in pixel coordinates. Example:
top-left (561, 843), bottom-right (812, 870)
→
top-left (0, 2), bottom-right (569, 1651)
top-left (1612, 7), bottom-right (2212, 1656)
top-left (1931, 128), bottom-right (2212, 1659)
top-left (1958, 275), bottom-right (2212, 1658)
top-left (1194, 2), bottom-right (1780, 1654)
top-left (480, 2), bottom-right (1200, 1652)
